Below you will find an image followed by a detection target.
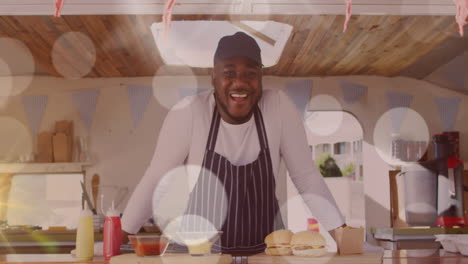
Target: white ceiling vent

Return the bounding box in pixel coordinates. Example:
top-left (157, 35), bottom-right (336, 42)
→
top-left (151, 20), bottom-right (293, 68)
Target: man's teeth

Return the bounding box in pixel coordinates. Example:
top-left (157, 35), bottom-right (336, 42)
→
top-left (231, 94), bottom-right (247, 98)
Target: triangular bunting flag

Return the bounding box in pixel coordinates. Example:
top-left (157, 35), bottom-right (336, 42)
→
top-left (21, 95), bottom-right (48, 135)
top-left (386, 91), bottom-right (414, 134)
top-left (386, 91), bottom-right (413, 109)
top-left (340, 81), bottom-right (368, 105)
top-left (435, 97), bottom-right (462, 131)
top-left (178, 87), bottom-right (210, 99)
top-left (71, 89), bottom-right (99, 133)
top-left (127, 85), bottom-right (153, 128)
top-left (286, 80), bottom-right (313, 117)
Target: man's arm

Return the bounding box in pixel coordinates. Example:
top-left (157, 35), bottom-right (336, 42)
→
top-left (121, 230), bottom-right (130, 244)
top-left (120, 97), bottom-right (193, 237)
top-left (278, 90), bottom-right (345, 231)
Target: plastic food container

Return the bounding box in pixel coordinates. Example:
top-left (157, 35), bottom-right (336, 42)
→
top-left (435, 234), bottom-right (459, 253)
top-left (128, 235), bottom-right (169, 257)
top-left (176, 231), bottom-right (222, 256)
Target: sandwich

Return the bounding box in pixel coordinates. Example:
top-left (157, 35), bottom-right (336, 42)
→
top-left (290, 231), bottom-right (327, 257)
top-left (264, 229), bottom-right (294, 256)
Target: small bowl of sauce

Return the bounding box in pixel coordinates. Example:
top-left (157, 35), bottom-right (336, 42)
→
top-left (128, 235), bottom-right (170, 257)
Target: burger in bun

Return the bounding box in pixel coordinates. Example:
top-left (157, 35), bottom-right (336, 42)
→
top-left (290, 231), bottom-right (327, 257)
top-left (264, 229), bottom-right (294, 256)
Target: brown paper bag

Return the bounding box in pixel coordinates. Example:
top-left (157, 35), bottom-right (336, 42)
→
top-left (53, 133), bottom-right (69, 162)
top-left (37, 132), bottom-right (54, 162)
top-left (335, 227), bottom-right (364, 255)
top-left (55, 121), bottom-right (74, 161)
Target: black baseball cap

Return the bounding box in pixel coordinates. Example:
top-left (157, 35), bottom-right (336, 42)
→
top-left (213, 32), bottom-right (262, 66)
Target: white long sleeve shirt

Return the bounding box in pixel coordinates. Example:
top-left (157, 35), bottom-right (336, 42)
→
top-left (121, 89), bottom-right (345, 233)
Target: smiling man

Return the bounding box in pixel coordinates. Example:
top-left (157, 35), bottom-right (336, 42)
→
top-left (213, 56), bottom-right (262, 124)
top-left (121, 32), bottom-right (345, 255)
top-left (211, 32), bottom-right (263, 125)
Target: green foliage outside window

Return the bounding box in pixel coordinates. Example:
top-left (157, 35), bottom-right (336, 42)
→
top-left (342, 163), bottom-right (355, 177)
top-left (314, 153), bottom-right (356, 178)
top-left (314, 153), bottom-right (342, 177)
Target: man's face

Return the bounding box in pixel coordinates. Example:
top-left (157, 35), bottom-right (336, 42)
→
top-left (212, 56), bottom-right (262, 124)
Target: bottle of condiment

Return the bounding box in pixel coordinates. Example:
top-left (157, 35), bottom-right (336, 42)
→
top-left (103, 201), bottom-right (122, 261)
top-left (76, 205), bottom-right (94, 261)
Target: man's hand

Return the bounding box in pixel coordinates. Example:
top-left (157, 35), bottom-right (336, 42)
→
top-left (122, 230), bottom-right (131, 244)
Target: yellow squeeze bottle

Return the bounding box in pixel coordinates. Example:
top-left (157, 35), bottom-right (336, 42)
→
top-left (75, 206), bottom-right (94, 261)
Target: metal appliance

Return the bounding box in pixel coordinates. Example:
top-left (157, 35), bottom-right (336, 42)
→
top-left (434, 132), bottom-right (465, 227)
top-left (402, 131), bottom-right (465, 227)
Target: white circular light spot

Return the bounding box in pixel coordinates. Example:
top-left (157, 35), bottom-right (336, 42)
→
top-left (163, 215), bottom-right (220, 243)
top-left (0, 38), bottom-right (35, 96)
top-left (161, 216), bottom-right (224, 262)
top-left (0, 117), bottom-right (33, 163)
top-left (52, 32), bottom-right (96, 79)
top-left (161, 215), bottom-right (224, 259)
top-left (0, 58), bottom-right (13, 98)
top-left (152, 65), bottom-right (199, 111)
top-left (373, 107), bottom-right (429, 166)
top-left (0, 58), bottom-right (11, 108)
top-left (306, 95), bottom-right (343, 136)
top-left (152, 165), bottom-right (228, 235)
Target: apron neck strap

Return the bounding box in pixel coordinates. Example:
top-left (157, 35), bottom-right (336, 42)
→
top-left (253, 106), bottom-right (269, 150)
top-left (206, 106), bottom-right (221, 151)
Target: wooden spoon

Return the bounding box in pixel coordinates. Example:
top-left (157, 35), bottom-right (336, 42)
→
top-left (91, 174), bottom-right (100, 213)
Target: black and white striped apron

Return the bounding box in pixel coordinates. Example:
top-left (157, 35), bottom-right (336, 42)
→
top-left (183, 105), bottom-right (284, 255)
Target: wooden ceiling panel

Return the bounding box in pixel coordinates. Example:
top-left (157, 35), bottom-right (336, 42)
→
top-left (0, 14), bottom-right (461, 78)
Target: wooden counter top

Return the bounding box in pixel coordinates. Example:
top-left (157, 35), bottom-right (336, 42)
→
top-left (0, 250), bottom-right (466, 264)
top-left (373, 227), bottom-right (468, 238)
top-left (248, 252), bottom-right (382, 264)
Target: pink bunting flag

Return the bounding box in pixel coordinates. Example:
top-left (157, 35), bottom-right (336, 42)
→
top-left (163, 0), bottom-right (176, 40)
top-left (55, 0), bottom-right (64, 17)
top-left (453, 0), bottom-right (468, 36)
top-left (343, 0), bottom-right (353, 32)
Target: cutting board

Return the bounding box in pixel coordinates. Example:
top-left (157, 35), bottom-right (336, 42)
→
top-left (248, 252), bottom-right (383, 264)
top-left (110, 253), bottom-right (232, 264)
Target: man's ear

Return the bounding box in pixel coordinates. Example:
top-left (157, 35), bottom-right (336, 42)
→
top-left (211, 70), bottom-right (216, 87)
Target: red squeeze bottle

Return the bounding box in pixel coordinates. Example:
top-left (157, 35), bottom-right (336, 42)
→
top-left (103, 201), bottom-right (122, 261)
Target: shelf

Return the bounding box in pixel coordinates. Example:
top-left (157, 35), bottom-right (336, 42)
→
top-left (390, 162), bottom-right (468, 171)
top-left (372, 227), bottom-right (468, 241)
top-left (0, 163), bottom-right (92, 174)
